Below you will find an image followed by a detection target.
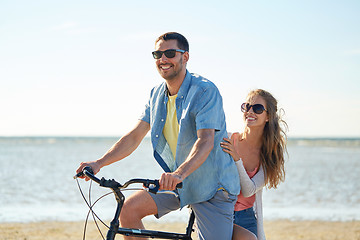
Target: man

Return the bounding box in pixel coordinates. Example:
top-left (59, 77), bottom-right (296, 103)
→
top-left (76, 32), bottom-right (240, 240)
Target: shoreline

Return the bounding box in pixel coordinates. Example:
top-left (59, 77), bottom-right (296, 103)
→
top-left (1, 220), bottom-right (359, 240)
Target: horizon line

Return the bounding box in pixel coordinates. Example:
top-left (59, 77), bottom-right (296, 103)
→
top-left (1, 135), bottom-right (360, 140)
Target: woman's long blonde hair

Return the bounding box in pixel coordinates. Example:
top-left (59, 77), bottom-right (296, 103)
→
top-left (247, 89), bottom-right (288, 189)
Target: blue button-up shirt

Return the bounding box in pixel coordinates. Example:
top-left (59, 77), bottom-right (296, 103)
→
top-left (140, 71), bottom-right (240, 207)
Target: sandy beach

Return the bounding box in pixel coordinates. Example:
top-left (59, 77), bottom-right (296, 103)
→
top-left (1, 220), bottom-right (359, 240)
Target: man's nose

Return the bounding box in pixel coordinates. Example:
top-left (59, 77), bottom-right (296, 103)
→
top-left (160, 53), bottom-right (169, 61)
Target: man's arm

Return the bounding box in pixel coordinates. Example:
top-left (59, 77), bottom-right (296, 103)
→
top-left (159, 128), bottom-right (215, 190)
top-left (76, 120), bottom-right (150, 179)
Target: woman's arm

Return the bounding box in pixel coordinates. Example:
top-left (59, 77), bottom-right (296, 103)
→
top-left (221, 134), bottom-right (266, 197)
top-left (236, 160), bottom-right (265, 197)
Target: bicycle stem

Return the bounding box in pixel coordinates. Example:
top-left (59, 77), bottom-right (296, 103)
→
top-left (107, 188), bottom-right (124, 240)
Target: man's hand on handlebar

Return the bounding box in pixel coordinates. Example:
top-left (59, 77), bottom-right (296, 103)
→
top-left (159, 172), bottom-right (183, 191)
top-left (75, 161), bottom-right (101, 181)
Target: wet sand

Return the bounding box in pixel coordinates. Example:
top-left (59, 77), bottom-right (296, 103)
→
top-left (1, 220), bottom-right (359, 239)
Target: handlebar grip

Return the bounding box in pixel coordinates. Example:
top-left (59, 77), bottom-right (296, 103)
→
top-left (147, 180), bottom-right (182, 194)
top-left (74, 166), bottom-right (94, 178)
top-left (156, 180), bottom-right (182, 189)
top-left (83, 166), bottom-right (94, 175)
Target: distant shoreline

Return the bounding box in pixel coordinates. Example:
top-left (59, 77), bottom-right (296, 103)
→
top-left (1, 135), bottom-right (360, 140)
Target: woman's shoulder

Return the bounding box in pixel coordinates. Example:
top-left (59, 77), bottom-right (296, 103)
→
top-left (229, 132), bottom-right (243, 139)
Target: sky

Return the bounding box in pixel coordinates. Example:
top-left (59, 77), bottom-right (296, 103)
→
top-left (1, 0), bottom-right (359, 137)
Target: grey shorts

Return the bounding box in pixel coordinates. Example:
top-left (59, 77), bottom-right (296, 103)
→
top-left (149, 190), bottom-right (237, 240)
top-left (149, 191), bottom-right (181, 218)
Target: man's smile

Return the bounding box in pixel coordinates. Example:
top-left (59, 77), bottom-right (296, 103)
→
top-left (159, 64), bottom-right (173, 70)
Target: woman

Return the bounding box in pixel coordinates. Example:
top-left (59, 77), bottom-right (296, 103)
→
top-left (221, 89), bottom-right (288, 240)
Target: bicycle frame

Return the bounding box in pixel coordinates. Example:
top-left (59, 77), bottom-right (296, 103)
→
top-left (76, 167), bottom-right (195, 240)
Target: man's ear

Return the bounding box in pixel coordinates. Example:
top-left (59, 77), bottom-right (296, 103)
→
top-left (183, 51), bottom-right (189, 64)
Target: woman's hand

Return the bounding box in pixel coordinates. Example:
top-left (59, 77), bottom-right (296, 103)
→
top-left (220, 138), bottom-right (241, 161)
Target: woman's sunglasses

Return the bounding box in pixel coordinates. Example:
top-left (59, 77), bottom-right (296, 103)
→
top-left (241, 103), bottom-right (267, 114)
top-left (152, 49), bottom-right (186, 59)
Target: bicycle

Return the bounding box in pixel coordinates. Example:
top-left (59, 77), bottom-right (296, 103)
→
top-left (74, 166), bottom-right (195, 240)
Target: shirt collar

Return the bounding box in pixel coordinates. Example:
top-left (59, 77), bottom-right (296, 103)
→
top-left (163, 70), bottom-right (191, 99)
top-left (177, 70), bottom-right (191, 99)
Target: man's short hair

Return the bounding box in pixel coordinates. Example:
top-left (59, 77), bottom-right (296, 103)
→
top-left (155, 32), bottom-right (189, 52)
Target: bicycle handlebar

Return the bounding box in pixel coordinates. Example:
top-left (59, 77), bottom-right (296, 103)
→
top-left (75, 166), bottom-right (182, 194)
top-left (74, 167), bottom-right (193, 240)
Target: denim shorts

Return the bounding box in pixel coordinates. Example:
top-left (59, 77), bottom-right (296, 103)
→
top-left (234, 207), bottom-right (257, 237)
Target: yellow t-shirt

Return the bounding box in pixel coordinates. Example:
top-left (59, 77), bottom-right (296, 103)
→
top-left (163, 94), bottom-right (179, 160)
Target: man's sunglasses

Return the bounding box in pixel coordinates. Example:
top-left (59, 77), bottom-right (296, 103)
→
top-left (241, 103), bottom-right (267, 114)
top-left (152, 49), bottom-right (186, 59)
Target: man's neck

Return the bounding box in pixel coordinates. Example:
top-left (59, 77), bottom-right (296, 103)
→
top-left (166, 71), bottom-right (186, 96)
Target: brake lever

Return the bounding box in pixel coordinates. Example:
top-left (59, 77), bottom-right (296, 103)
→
top-left (145, 180), bottom-right (160, 194)
top-left (156, 190), bottom-right (179, 198)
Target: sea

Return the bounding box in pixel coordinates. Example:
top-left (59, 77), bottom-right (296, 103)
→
top-left (0, 136), bottom-right (359, 223)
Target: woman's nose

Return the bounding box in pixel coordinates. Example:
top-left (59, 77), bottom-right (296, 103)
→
top-left (247, 106), bottom-right (255, 113)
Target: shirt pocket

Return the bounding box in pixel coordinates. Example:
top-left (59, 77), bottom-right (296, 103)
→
top-left (177, 118), bottom-right (197, 146)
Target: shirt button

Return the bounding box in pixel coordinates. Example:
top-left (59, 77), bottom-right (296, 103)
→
top-left (156, 135), bottom-right (159, 138)
top-left (161, 119), bottom-right (164, 121)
